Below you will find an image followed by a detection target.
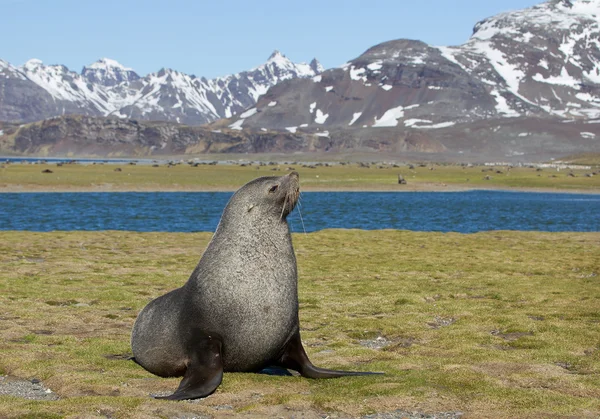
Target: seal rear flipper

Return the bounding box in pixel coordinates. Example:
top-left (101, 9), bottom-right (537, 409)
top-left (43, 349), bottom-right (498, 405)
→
top-left (156, 334), bottom-right (224, 400)
top-left (277, 331), bottom-right (383, 379)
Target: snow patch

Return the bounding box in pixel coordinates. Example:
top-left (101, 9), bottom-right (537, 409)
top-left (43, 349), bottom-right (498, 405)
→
top-left (583, 66), bottom-right (600, 84)
top-left (314, 109), bottom-right (329, 124)
top-left (325, 86), bottom-right (334, 92)
top-left (576, 92), bottom-right (600, 103)
top-left (381, 84), bottom-right (393, 91)
top-left (286, 126), bottom-right (298, 133)
top-left (268, 101), bottom-right (277, 107)
top-left (349, 112), bottom-right (362, 126)
top-left (349, 66), bottom-right (368, 83)
top-left (239, 107), bottom-right (257, 118)
top-left (309, 102), bottom-right (316, 114)
top-left (367, 61), bottom-right (383, 71)
top-left (229, 119), bottom-right (244, 130)
top-left (312, 75), bottom-right (322, 82)
top-left (315, 131), bottom-right (330, 137)
top-left (404, 118), bottom-right (432, 127)
top-left (581, 132), bottom-right (596, 139)
top-left (413, 121), bottom-right (456, 129)
top-left (373, 106), bottom-right (405, 127)
top-left (521, 32), bottom-right (534, 43)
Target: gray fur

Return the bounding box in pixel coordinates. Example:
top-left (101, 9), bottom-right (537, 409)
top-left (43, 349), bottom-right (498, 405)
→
top-left (131, 172), bottom-right (301, 375)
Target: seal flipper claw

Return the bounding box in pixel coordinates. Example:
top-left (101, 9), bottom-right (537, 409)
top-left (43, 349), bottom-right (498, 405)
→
top-left (277, 331), bottom-right (383, 378)
top-left (156, 334), bottom-right (224, 401)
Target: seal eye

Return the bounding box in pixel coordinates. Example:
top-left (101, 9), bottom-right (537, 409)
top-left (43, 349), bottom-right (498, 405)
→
top-left (268, 185), bottom-right (279, 193)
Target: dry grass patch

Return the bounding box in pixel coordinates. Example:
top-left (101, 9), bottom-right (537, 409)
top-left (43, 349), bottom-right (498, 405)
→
top-left (0, 230), bottom-right (599, 417)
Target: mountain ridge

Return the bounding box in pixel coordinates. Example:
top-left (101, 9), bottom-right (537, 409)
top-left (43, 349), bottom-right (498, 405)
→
top-left (0, 52), bottom-right (323, 125)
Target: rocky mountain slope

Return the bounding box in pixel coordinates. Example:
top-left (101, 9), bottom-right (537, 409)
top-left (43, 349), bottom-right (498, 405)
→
top-left (0, 52), bottom-right (323, 125)
top-left (232, 0), bottom-right (600, 132)
top-left (212, 0), bottom-right (600, 159)
top-left (0, 115), bottom-right (328, 156)
top-left (2, 114), bottom-right (597, 161)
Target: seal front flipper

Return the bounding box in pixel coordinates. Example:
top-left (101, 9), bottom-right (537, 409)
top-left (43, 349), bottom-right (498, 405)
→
top-left (277, 331), bottom-right (383, 378)
top-left (156, 333), bottom-right (223, 401)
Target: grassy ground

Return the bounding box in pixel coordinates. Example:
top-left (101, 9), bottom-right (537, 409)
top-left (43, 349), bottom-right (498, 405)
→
top-left (561, 153), bottom-right (600, 166)
top-left (0, 162), bottom-right (599, 192)
top-left (0, 230), bottom-right (599, 418)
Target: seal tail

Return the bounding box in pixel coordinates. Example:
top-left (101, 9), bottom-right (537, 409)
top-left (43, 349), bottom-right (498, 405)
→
top-left (276, 331), bottom-right (383, 378)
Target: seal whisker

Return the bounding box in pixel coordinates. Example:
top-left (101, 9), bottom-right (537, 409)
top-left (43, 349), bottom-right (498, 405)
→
top-left (295, 192), bottom-right (307, 234)
top-left (297, 203), bottom-right (307, 234)
top-left (280, 191), bottom-right (288, 221)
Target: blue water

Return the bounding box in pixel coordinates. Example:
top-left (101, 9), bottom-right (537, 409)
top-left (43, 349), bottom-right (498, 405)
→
top-left (0, 191), bottom-right (598, 233)
top-left (1, 157), bottom-right (150, 164)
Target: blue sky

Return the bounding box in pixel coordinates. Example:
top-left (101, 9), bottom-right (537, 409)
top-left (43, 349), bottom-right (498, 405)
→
top-left (1, 0), bottom-right (542, 78)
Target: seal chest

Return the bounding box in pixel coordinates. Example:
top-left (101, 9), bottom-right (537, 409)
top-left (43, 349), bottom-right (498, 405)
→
top-left (190, 215), bottom-right (299, 371)
top-left (131, 171), bottom-right (381, 401)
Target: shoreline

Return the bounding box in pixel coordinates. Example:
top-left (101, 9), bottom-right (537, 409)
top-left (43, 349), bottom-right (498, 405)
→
top-left (1, 183), bottom-right (599, 194)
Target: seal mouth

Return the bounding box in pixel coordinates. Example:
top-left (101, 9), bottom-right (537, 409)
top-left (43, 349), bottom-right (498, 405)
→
top-left (280, 172), bottom-right (300, 219)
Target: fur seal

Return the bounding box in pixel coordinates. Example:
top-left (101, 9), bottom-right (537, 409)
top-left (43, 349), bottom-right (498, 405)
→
top-left (131, 172), bottom-right (380, 400)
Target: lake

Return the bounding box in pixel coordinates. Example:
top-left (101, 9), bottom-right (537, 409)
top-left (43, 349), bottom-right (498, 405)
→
top-left (0, 191), bottom-right (598, 233)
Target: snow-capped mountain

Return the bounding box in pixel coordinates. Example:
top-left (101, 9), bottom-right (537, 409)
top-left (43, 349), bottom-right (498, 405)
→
top-left (231, 0), bottom-right (600, 132)
top-left (440, 0), bottom-right (600, 119)
top-left (0, 51), bottom-right (323, 124)
top-left (3, 0), bottom-right (600, 160)
top-left (81, 58), bottom-right (140, 86)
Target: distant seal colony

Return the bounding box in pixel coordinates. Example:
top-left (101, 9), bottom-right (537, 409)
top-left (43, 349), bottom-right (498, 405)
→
top-left (131, 172), bottom-right (380, 400)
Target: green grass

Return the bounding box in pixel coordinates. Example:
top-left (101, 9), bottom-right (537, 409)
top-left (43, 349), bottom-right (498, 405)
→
top-left (561, 152), bottom-right (600, 166)
top-left (0, 162), bottom-right (598, 192)
top-left (0, 230), bottom-right (599, 417)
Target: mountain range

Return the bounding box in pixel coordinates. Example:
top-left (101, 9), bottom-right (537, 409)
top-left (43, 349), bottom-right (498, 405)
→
top-left (0, 51), bottom-right (323, 125)
top-left (2, 0), bottom-right (600, 160)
